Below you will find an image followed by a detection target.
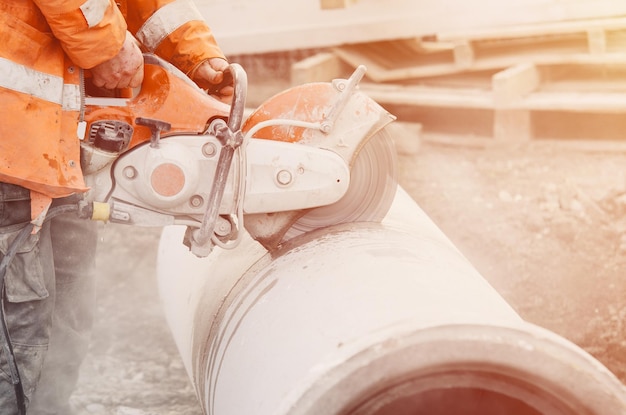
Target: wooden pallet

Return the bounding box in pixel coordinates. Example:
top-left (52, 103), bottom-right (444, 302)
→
top-left (360, 79), bottom-right (626, 140)
top-left (331, 16), bottom-right (626, 82)
top-left (291, 15), bottom-right (626, 141)
top-left (292, 55), bottom-right (626, 140)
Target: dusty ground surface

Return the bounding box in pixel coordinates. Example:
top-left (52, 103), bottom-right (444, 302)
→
top-left (399, 137), bottom-right (626, 379)
top-left (69, 73), bottom-right (626, 413)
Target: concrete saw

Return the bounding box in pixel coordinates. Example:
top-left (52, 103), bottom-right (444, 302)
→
top-left (78, 55), bottom-right (398, 256)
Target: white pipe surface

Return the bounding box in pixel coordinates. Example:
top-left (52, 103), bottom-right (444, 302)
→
top-left (157, 188), bottom-right (626, 415)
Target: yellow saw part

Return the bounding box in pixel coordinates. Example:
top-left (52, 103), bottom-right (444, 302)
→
top-left (283, 128), bottom-right (398, 239)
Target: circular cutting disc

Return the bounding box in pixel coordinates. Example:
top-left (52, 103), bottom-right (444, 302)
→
top-left (284, 128), bottom-right (398, 239)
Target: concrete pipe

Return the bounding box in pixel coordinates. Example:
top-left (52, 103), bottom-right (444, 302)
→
top-left (157, 188), bottom-right (626, 415)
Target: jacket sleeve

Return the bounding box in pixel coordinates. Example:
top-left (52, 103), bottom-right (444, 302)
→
top-left (125, 0), bottom-right (226, 76)
top-left (33, 0), bottom-right (127, 69)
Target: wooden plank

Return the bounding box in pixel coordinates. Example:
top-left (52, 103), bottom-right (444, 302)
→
top-left (493, 109), bottom-right (532, 140)
top-left (453, 41), bottom-right (475, 68)
top-left (491, 63), bottom-right (536, 140)
top-left (290, 52), bottom-right (346, 85)
top-left (423, 133), bottom-right (626, 152)
top-left (333, 41), bottom-right (461, 82)
top-left (334, 36), bottom-right (626, 82)
top-left (437, 16), bottom-right (626, 42)
top-left (492, 63), bottom-right (540, 107)
top-left (360, 82), bottom-right (626, 113)
top-left (520, 91), bottom-right (626, 113)
top-left (587, 29), bottom-right (607, 54)
top-left (195, 0), bottom-right (626, 55)
top-left (320, 0), bottom-right (357, 9)
top-left (360, 83), bottom-right (495, 109)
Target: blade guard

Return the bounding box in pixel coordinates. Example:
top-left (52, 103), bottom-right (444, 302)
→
top-left (242, 69), bottom-right (396, 249)
top-left (242, 79), bottom-right (394, 168)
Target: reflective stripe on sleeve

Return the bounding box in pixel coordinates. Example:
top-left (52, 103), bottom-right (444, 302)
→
top-left (80, 0), bottom-right (110, 28)
top-left (135, 0), bottom-right (205, 52)
top-left (62, 84), bottom-right (82, 111)
top-left (0, 57), bottom-right (64, 105)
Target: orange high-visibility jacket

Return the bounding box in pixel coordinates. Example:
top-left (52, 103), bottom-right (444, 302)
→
top-left (0, 0), bottom-right (225, 199)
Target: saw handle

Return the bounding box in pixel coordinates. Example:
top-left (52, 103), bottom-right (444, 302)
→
top-left (135, 117), bottom-right (171, 148)
top-left (224, 64), bottom-right (247, 132)
top-left (189, 63), bottom-right (248, 257)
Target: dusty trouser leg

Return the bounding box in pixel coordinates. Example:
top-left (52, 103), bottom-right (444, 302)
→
top-left (28, 211), bottom-right (98, 415)
top-left (0, 215), bottom-right (55, 413)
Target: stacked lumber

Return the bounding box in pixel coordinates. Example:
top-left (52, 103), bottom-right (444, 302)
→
top-left (291, 16), bottom-right (626, 141)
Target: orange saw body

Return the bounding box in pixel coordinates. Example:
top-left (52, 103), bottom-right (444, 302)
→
top-left (83, 58), bottom-right (230, 151)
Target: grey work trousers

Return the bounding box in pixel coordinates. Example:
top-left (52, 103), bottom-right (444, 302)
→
top-left (0, 184), bottom-right (97, 415)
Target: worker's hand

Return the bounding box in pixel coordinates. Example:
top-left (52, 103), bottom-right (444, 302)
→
top-left (90, 31), bottom-right (144, 90)
top-left (192, 58), bottom-right (234, 101)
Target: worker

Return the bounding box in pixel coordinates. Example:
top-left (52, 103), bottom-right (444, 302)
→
top-left (0, 0), bottom-right (232, 414)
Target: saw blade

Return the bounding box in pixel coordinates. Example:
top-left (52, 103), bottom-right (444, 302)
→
top-left (283, 128), bottom-right (398, 239)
